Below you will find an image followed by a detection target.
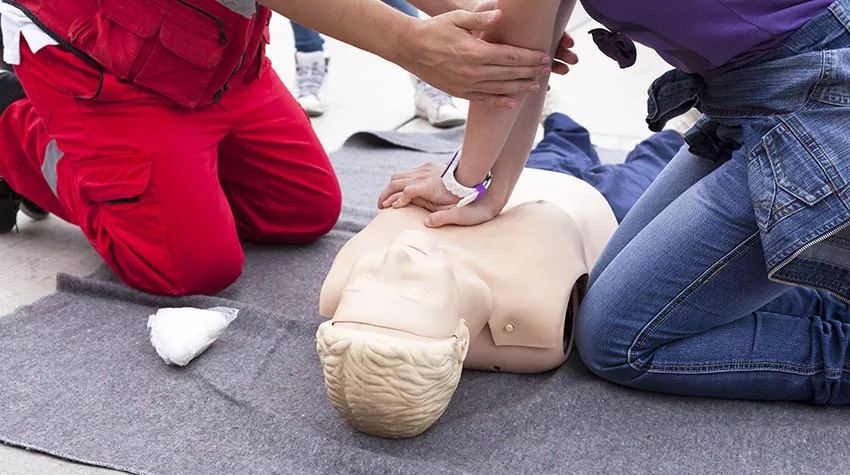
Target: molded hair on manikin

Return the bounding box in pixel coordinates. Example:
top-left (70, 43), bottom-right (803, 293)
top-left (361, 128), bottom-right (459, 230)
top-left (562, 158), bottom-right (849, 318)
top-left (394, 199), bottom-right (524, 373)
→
top-left (315, 320), bottom-right (468, 439)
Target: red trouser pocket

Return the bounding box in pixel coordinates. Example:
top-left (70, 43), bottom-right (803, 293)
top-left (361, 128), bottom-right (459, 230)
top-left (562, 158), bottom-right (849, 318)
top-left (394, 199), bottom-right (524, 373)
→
top-left (134, 14), bottom-right (225, 108)
top-left (71, 155), bottom-right (167, 260)
top-left (76, 155), bottom-right (152, 204)
top-left (84, 0), bottom-right (166, 78)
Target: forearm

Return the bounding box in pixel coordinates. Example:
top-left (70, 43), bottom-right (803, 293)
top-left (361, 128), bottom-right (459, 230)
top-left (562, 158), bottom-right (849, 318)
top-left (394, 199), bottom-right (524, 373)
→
top-left (486, 0), bottom-right (578, 203)
top-left (454, 0), bottom-right (564, 188)
top-left (259, 0), bottom-right (415, 64)
top-left (407, 0), bottom-right (476, 16)
top-left (485, 89), bottom-right (547, 204)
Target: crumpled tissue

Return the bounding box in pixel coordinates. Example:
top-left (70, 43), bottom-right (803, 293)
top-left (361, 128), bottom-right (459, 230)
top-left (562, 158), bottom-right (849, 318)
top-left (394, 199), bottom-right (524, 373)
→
top-left (147, 306), bottom-right (239, 366)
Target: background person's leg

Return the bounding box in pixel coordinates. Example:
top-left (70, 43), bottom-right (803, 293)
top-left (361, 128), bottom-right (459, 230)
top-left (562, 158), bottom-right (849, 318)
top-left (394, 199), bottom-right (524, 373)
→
top-left (525, 112), bottom-right (600, 176)
top-left (382, 0), bottom-right (466, 127)
top-left (289, 21), bottom-right (324, 53)
top-left (290, 22), bottom-right (328, 117)
top-left (217, 59), bottom-right (341, 243)
top-left (577, 130), bottom-right (683, 222)
top-left (526, 112), bottom-right (683, 222)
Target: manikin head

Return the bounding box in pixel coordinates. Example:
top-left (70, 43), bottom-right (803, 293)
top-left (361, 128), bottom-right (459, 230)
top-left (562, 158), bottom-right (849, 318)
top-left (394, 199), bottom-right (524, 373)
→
top-left (315, 229), bottom-right (470, 438)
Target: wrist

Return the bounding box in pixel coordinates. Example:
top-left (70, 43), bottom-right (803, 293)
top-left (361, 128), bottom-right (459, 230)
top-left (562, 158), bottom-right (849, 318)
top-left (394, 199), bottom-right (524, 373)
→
top-left (408, 0), bottom-right (473, 15)
top-left (390, 15), bottom-right (424, 69)
top-left (454, 0), bottom-right (479, 11)
top-left (442, 150), bottom-right (492, 207)
top-left (477, 184), bottom-right (509, 217)
top-left (454, 162), bottom-right (489, 188)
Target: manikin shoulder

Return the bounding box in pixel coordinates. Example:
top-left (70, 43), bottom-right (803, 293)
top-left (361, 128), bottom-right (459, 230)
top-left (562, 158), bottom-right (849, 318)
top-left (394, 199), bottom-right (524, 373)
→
top-left (505, 168), bottom-right (618, 267)
top-left (319, 169), bottom-right (618, 321)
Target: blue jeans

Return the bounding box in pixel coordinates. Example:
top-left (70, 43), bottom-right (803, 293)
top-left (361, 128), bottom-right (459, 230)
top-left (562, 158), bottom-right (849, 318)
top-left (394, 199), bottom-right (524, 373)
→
top-left (290, 0), bottom-right (419, 53)
top-left (575, 21), bottom-right (850, 404)
top-left (526, 113), bottom-right (683, 223)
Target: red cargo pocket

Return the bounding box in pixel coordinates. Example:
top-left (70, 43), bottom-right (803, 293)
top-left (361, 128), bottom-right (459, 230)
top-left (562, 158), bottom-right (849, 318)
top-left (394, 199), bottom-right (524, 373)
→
top-left (134, 14), bottom-right (226, 108)
top-left (88, 0), bottom-right (165, 79)
top-left (72, 155), bottom-right (167, 258)
top-left (76, 156), bottom-right (152, 205)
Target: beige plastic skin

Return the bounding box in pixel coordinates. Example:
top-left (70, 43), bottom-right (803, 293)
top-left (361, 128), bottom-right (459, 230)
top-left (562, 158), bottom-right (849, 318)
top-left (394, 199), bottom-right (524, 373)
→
top-left (316, 168), bottom-right (617, 437)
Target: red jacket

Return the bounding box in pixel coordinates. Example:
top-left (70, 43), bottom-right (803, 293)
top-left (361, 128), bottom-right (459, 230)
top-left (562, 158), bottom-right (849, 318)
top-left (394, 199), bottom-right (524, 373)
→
top-left (8, 0), bottom-right (272, 109)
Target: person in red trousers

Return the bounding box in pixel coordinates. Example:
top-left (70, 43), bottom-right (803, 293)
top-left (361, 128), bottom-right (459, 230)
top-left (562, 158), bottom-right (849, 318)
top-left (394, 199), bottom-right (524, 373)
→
top-left (0, 0), bottom-right (574, 296)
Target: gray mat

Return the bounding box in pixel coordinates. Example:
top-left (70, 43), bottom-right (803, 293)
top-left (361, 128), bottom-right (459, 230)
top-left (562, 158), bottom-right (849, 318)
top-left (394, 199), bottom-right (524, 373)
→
top-left (1, 129), bottom-right (847, 475)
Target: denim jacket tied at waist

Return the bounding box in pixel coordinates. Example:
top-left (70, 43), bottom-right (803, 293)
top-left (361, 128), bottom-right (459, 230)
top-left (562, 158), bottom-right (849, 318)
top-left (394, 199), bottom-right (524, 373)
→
top-left (644, 0), bottom-right (850, 301)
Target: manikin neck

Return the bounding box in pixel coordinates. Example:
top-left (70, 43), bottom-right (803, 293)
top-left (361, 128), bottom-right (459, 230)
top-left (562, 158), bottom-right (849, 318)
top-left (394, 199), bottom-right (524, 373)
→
top-left (445, 251), bottom-right (494, 340)
top-left (334, 254), bottom-right (493, 342)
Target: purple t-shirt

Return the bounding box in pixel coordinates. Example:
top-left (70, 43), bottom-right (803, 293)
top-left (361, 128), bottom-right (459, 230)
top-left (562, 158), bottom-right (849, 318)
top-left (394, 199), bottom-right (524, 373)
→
top-left (581, 0), bottom-right (835, 73)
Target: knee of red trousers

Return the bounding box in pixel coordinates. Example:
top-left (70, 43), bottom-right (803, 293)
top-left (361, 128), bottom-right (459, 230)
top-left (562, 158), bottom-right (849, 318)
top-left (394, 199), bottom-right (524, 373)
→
top-left (104, 236), bottom-right (245, 296)
top-left (240, 173), bottom-right (342, 244)
top-left (300, 179), bottom-right (342, 242)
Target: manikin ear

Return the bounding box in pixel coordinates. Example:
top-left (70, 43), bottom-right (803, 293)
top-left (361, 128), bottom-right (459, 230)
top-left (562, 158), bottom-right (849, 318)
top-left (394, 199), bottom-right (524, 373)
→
top-left (457, 320), bottom-right (470, 363)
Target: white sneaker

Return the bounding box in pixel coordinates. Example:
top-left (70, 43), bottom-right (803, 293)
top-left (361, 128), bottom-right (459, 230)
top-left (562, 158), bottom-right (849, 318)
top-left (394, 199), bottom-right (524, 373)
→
top-left (412, 77), bottom-right (466, 128)
top-left (540, 86), bottom-right (568, 124)
top-left (294, 51), bottom-right (328, 117)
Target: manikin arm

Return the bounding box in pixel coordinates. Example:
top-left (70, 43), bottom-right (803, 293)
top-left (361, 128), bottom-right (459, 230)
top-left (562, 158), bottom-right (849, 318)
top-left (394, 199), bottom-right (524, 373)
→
top-left (258, 0), bottom-right (551, 107)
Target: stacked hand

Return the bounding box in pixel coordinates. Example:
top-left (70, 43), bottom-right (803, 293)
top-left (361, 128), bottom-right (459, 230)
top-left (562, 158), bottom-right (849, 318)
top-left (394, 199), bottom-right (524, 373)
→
top-left (396, 3), bottom-right (578, 108)
top-left (377, 0), bottom-right (580, 227)
top-left (378, 162), bottom-right (506, 228)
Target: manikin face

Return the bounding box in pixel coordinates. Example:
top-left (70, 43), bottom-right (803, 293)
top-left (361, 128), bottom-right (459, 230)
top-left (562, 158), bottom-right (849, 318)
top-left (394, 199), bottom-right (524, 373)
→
top-left (332, 229), bottom-right (464, 341)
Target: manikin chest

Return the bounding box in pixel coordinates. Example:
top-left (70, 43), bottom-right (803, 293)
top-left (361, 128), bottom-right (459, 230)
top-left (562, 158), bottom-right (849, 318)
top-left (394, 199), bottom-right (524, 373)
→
top-left (321, 200), bottom-right (594, 351)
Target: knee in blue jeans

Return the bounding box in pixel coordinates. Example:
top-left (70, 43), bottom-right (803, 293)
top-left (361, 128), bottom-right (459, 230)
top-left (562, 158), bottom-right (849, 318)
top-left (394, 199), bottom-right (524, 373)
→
top-left (575, 282), bottom-right (646, 386)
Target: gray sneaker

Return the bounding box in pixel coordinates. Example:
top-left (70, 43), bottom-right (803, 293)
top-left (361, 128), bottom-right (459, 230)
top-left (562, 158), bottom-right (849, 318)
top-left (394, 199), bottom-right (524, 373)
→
top-left (412, 77), bottom-right (466, 128)
top-left (294, 51), bottom-right (329, 117)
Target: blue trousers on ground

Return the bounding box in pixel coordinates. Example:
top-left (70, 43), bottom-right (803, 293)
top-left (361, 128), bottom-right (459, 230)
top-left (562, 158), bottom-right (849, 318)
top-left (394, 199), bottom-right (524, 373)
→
top-left (290, 0), bottom-right (419, 53)
top-left (525, 113), bottom-right (684, 223)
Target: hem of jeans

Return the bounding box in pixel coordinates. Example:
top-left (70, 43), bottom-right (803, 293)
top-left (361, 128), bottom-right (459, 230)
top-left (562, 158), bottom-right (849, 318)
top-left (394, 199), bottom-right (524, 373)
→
top-left (627, 231), bottom-right (761, 371)
top-left (630, 359), bottom-right (850, 377)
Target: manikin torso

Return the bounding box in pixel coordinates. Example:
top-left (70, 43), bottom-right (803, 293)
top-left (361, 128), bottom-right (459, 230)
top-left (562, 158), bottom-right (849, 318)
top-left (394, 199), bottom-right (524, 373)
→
top-left (319, 167), bottom-right (618, 373)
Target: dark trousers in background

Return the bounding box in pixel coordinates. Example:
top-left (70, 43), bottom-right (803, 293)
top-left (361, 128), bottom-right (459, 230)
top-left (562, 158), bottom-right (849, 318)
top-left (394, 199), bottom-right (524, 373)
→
top-left (525, 112), bottom-right (684, 222)
top-left (290, 0), bottom-right (419, 53)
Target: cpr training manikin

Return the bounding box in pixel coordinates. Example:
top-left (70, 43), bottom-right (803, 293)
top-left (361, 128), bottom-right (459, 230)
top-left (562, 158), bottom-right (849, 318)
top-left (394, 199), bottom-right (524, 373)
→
top-left (316, 166), bottom-right (618, 439)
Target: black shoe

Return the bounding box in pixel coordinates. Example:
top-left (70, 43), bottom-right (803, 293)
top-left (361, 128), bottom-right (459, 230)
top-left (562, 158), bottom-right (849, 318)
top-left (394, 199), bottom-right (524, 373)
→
top-left (0, 178), bottom-right (21, 233)
top-left (0, 69), bottom-right (25, 112)
top-left (0, 70), bottom-right (34, 232)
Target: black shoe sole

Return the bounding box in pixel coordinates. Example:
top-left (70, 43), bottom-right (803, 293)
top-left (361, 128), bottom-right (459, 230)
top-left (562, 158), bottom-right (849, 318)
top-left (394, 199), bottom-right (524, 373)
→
top-left (0, 71), bottom-right (29, 233)
top-left (0, 180), bottom-right (21, 234)
top-left (20, 199), bottom-right (49, 221)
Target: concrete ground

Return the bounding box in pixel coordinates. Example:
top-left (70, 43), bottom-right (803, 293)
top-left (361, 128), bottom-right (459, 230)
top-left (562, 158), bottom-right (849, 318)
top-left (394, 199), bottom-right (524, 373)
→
top-left (0, 6), bottom-right (669, 474)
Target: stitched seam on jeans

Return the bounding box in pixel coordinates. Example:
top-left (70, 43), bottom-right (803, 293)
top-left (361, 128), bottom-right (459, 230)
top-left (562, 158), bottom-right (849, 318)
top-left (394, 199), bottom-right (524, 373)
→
top-left (637, 360), bottom-right (850, 377)
top-left (627, 231), bottom-right (761, 371)
top-left (806, 50), bottom-right (831, 110)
